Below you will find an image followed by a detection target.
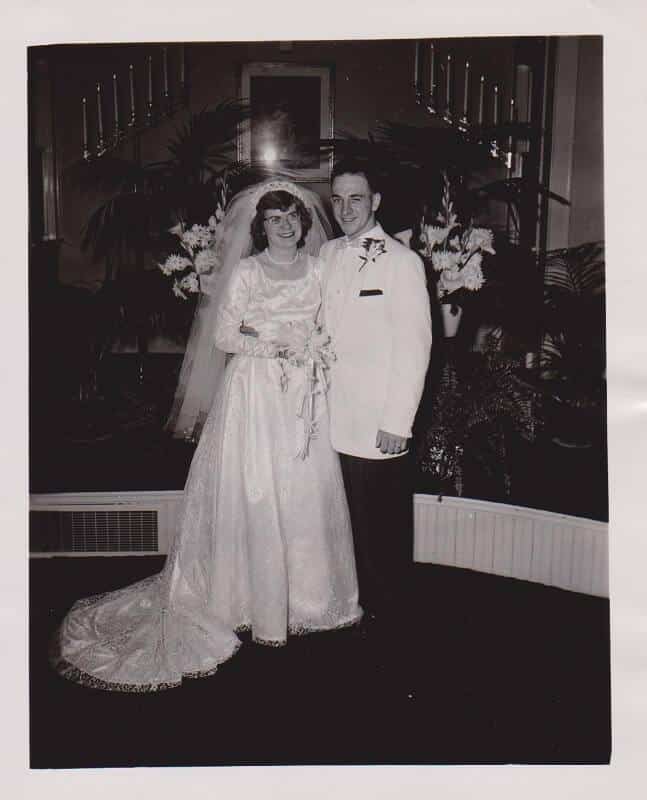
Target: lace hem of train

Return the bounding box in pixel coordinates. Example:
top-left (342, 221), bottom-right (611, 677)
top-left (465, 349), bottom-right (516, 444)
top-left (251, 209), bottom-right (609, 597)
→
top-left (48, 634), bottom-right (243, 694)
top-left (49, 611), bottom-right (363, 692)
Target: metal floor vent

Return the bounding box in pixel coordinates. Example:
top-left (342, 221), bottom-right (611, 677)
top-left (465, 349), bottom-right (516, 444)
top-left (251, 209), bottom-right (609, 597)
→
top-left (30, 509), bottom-right (159, 554)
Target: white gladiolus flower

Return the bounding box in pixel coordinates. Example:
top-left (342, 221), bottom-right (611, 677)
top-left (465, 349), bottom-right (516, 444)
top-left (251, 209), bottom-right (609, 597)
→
top-left (179, 272), bottom-right (200, 294)
top-left (194, 248), bottom-right (219, 274)
top-left (182, 225), bottom-right (212, 250)
top-left (159, 254), bottom-right (192, 275)
top-left (172, 280), bottom-right (188, 300)
top-left (422, 225), bottom-right (449, 250)
top-left (462, 261), bottom-right (485, 291)
top-left (431, 250), bottom-right (461, 272)
top-left (467, 227), bottom-right (495, 255)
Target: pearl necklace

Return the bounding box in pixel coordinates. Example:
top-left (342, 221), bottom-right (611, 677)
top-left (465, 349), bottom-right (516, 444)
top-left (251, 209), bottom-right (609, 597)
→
top-left (264, 247), bottom-right (299, 266)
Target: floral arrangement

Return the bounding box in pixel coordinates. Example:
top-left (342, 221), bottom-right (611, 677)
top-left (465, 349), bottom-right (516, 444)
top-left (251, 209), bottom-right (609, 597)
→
top-left (158, 182), bottom-right (228, 300)
top-left (274, 323), bottom-right (337, 459)
top-left (358, 238), bottom-right (387, 271)
top-left (419, 172), bottom-right (495, 301)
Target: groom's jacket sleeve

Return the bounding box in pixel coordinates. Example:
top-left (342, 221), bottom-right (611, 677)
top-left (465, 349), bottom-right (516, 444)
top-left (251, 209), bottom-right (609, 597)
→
top-left (379, 247), bottom-right (432, 438)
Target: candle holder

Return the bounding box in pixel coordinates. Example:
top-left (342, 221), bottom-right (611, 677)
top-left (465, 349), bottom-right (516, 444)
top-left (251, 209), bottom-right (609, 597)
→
top-left (425, 83), bottom-right (438, 115)
top-left (113, 125), bottom-right (124, 149)
top-left (79, 45), bottom-right (190, 162)
top-left (442, 55), bottom-right (453, 124)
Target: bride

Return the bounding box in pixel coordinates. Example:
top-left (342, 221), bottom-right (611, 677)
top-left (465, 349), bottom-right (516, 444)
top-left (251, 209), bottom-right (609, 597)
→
top-left (51, 180), bottom-right (362, 692)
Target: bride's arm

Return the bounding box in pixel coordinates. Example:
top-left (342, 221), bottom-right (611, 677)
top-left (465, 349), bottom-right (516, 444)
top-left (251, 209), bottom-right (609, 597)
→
top-left (214, 262), bottom-right (280, 358)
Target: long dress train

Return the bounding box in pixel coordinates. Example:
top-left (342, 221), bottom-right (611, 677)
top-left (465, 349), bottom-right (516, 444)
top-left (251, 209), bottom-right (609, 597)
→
top-left (51, 255), bottom-right (362, 692)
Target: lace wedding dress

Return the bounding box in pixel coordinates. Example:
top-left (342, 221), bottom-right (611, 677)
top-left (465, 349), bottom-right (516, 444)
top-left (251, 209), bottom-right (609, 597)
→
top-left (51, 254), bottom-right (362, 692)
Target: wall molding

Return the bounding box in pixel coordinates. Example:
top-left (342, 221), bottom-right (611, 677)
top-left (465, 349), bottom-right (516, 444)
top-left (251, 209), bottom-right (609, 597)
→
top-left (414, 493), bottom-right (608, 597)
top-left (30, 490), bottom-right (609, 598)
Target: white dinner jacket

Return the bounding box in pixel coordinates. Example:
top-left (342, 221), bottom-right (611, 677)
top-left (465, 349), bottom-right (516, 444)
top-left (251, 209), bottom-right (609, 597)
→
top-left (320, 224), bottom-right (432, 460)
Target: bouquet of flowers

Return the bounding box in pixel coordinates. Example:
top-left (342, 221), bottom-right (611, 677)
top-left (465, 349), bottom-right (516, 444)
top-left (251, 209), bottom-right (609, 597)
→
top-left (419, 173), bottom-right (495, 302)
top-left (273, 321), bottom-right (336, 459)
top-left (158, 183), bottom-right (228, 300)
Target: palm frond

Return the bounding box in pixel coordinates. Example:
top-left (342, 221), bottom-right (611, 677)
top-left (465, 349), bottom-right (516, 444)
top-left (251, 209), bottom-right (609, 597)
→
top-left (543, 241), bottom-right (605, 296)
top-left (65, 154), bottom-right (148, 195)
top-left (476, 177), bottom-right (569, 208)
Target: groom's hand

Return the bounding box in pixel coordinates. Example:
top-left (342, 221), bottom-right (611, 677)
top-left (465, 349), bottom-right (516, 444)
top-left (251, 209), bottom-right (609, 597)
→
top-left (240, 324), bottom-right (258, 337)
top-left (376, 429), bottom-right (408, 455)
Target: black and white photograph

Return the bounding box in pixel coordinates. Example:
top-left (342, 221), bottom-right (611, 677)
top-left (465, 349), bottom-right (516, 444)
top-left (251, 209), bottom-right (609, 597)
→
top-left (26, 32), bottom-right (611, 768)
top-left (5, 1), bottom-right (647, 796)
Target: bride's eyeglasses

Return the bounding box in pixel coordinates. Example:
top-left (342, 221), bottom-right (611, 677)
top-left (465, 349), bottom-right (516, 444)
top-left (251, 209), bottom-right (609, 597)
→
top-left (264, 210), bottom-right (300, 227)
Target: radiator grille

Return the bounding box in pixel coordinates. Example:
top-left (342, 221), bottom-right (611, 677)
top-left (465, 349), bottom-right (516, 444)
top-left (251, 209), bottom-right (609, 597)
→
top-left (30, 509), bottom-right (159, 553)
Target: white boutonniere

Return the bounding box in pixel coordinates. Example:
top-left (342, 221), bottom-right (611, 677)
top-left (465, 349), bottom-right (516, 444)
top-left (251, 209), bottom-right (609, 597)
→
top-left (358, 238), bottom-right (387, 271)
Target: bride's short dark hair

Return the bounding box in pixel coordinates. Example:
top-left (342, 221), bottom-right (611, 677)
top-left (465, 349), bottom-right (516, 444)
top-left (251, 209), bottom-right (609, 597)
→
top-left (251, 190), bottom-right (313, 251)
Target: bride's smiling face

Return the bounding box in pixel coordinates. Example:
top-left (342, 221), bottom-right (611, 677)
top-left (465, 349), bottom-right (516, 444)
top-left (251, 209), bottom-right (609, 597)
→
top-left (263, 205), bottom-right (302, 251)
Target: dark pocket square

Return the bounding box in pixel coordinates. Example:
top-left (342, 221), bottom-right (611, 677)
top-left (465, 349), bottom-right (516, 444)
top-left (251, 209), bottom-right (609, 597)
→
top-left (359, 289), bottom-right (383, 297)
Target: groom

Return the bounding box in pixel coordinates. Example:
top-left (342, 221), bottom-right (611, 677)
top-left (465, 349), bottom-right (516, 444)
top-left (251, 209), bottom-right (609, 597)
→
top-left (320, 158), bottom-right (432, 622)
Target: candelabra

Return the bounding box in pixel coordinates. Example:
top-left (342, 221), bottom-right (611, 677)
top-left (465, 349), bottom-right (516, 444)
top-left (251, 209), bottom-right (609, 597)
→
top-left (81, 45), bottom-right (188, 163)
top-left (412, 40), bottom-right (532, 176)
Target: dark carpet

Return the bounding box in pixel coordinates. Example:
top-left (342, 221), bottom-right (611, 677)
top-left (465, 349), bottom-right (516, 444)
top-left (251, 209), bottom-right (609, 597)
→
top-left (30, 557), bottom-right (611, 768)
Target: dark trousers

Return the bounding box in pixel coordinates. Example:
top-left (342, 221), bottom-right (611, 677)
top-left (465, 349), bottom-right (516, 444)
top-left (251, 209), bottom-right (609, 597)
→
top-left (339, 451), bottom-right (414, 619)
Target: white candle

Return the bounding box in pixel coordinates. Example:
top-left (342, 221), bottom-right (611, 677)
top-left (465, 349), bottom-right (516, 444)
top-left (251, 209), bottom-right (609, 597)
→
top-left (112, 73), bottom-right (119, 128)
top-left (147, 55), bottom-right (153, 104)
top-left (82, 97), bottom-right (88, 151)
top-left (429, 43), bottom-right (435, 96)
top-left (446, 53), bottom-right (452, 108)
top-left (493, 84), bottom-right (499, 125)
top-left (129, 64), bottom-right (135, 118)
top-left (462, 60), bottom-right (470, 118)
top-left (478, 75), bottom-right (484, 124)
top-left (507, 97), bottom-right (515, 162)
top-left (96, 83), bottom-right (104, 140)
top-left (162, 46), bottom-right (168, 94)
top-left (413, 40), bottom-right (420, 86)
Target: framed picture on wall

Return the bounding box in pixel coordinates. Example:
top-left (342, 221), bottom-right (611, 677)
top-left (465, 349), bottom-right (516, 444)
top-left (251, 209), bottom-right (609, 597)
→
top-left (239, 62), bottom-right (334, 182)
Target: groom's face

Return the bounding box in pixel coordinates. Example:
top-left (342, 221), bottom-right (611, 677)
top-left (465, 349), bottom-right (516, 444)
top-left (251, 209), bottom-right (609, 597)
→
top-left (331, 173), bottom-right (381, 240)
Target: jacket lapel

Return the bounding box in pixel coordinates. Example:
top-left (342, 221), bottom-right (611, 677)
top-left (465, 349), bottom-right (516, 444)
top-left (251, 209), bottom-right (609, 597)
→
top-left (336, 230), bottom-right (389, 338)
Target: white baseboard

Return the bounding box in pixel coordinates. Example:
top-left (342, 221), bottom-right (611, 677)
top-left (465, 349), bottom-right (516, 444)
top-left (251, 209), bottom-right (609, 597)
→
top-left (30, 490), bottom-right (609, 598)
top-left (414, 493), bottom-right (608, 597)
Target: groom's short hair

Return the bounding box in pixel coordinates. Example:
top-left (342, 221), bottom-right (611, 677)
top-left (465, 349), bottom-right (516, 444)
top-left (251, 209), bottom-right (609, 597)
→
top-left (331, 158), bottom-right (381, 195)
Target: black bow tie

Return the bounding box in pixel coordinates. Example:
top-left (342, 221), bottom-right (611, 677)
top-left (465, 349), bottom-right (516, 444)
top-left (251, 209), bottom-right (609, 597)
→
top-left (344, 236), bottom-right (384, 250)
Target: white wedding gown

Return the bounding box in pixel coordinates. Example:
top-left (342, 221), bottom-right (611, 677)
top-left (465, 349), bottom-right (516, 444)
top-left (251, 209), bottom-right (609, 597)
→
top-left (52, 254), bottom-right (362, 692)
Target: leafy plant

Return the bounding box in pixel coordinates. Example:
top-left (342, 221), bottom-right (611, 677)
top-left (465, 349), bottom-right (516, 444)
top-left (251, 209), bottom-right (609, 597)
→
top-left (538, 240), bottom-right (606, 446)
top-left (67, 100), bottom-right (262, 281)
top-left (62, 100), bottom-right (264, 412)
top-left (419, 336), bottom-right (540, 497)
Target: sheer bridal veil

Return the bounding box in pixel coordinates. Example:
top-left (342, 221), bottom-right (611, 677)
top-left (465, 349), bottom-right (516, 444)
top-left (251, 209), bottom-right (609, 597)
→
top-left (165, 179), bottom-right (333, 441)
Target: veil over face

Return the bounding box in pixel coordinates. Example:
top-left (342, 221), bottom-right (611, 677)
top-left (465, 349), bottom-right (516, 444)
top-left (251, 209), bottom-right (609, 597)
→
top-left (165, 179), bottom-right (333, 441)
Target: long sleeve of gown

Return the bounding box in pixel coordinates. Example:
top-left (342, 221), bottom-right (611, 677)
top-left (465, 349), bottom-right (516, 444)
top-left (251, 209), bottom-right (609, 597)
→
top-left (214, 261), bottom-right (279, 358)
